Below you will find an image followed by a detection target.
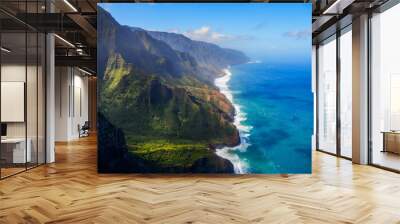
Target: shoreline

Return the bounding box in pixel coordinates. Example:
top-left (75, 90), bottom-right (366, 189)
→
top-left (214, 67), bottom-right (252, 174)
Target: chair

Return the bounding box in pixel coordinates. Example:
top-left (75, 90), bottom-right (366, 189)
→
top-left (79, 121), bottom-right (90, 138)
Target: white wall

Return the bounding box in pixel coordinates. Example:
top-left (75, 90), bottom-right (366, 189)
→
top-left (1, 63), bottom-right (46, 164)
top-left (72, 73), bottom-right (89, 138)
top-left (1, 82), bottom-right (25, 122)
top-left (312, 45), bottom-right (317, 151)
top-left (1, 65), bottom-right (26, 135)
top-left (55, 67), bottom-right (89, 141)
top-left (1, 65), bottom-right (27, 141)
top-left (55, 67), bottom-right (69, 141)
top-left (1, 65), bottom-right (37, 136)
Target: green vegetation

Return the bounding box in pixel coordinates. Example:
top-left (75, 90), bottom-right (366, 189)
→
top-left (98, 10), bottom-right (242, 171)
top-left (104, 53), bottom-right (132, 92)
top-left (99, 54), bottom-right (239, 169)
top-left (127, 137), bottom-right (212, 167)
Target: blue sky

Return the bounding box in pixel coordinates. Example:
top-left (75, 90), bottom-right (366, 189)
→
top-left (99, 3), bottom-right (311, 61)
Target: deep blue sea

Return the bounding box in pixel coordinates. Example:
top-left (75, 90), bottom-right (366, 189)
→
top-left (215, 60), bottom-right (313, 174)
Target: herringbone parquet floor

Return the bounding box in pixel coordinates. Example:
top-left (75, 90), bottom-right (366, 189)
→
top-left (1, 135), bottom-right (400, 224)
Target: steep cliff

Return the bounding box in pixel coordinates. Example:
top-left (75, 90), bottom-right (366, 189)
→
top-left (98, 7), bottom-right (247, 173)
top-left (148, 30), bottom-right (249, 81)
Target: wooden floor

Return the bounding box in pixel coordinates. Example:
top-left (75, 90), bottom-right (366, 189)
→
top-left (372, 150), bottom-right (400, 171)
top-left (1, 167), bottom-right (26, 178)
top-left (1, 135), bottom-right (400, 224)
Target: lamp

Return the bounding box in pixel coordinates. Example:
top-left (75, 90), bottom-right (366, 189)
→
top-left (63, 0), bottom-right (78, 12)
top-left (78, 67), bottom-right (93, 76)
top-left (1, 47), bottom-right (11, 53)
top-left (54, 34), bottom-right (75, 48)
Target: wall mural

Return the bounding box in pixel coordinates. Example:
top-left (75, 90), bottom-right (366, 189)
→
top-left (97, 3), bottom-right (312, 174)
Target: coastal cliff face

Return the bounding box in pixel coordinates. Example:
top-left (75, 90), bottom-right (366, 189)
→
top-left (98, 7), bottom-right (247, 173)
top-left (148, 30), bottom-right (249, 81)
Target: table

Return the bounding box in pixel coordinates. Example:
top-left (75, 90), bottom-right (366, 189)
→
top-left (382, 131), bottom-right (400, 154)
top-left (1, 138), bottom-right (31, 163)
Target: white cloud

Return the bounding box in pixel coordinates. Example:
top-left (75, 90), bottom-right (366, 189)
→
top-left (182, 26), bottom-right (233, 43)
top-left (166, 26), bottom-right (253, 44)
top-left (283, 29), bottom-right (310, 40)
top-left (192, 26), bottom-right (210, 35)
top-left (167, 28), bottom-right (180, 33)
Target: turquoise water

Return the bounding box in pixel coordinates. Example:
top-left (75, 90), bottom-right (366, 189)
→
top-left (216, 60), bottom-right (313, 174)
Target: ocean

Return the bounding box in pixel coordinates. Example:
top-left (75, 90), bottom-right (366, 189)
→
top-left (215, 60), bottom-right (313, 174)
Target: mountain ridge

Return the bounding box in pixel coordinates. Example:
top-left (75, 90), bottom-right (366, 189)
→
top-left (146, 29), bottom-right (249, 81)
top-left (98, 6), bottom-right (248, 173)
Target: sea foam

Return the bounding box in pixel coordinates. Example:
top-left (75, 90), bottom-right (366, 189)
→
top-left (214, 68), bottom-right (252, 174)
